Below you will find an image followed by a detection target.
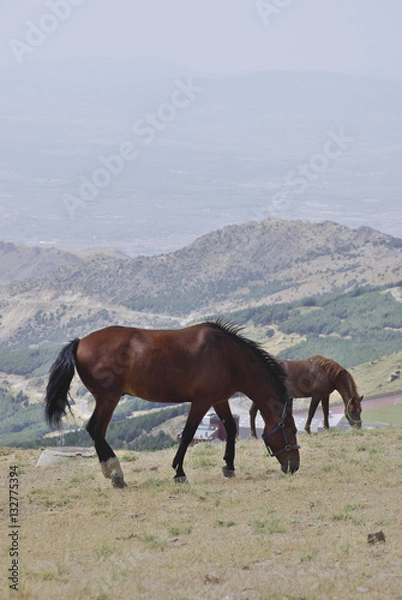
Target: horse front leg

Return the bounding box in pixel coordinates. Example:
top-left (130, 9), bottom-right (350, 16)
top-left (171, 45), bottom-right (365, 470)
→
top-left (305, 397), bottom-right (320, 434)
top-left (86, 402), bottom-right (126, 488)
top-left (214, 401), bottom-right (236, 478)
top-left (172, 400), bottom-right (208, 483)
top-left (322, 396), bottom-right (330, 430)
top-left (249, 402), bottom-right (258, 438)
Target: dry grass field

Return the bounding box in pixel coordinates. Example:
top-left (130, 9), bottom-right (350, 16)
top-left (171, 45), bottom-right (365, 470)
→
top-left (2, 426), bottom-right (402, 600)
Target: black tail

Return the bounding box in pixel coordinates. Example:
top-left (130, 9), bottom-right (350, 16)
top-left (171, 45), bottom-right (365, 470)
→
top-left (45, 339), bottom-right (80, 429)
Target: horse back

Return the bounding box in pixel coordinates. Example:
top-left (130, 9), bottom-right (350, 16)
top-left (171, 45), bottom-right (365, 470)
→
top-left (75, 324), bottom-right (238, 403)
top-left (279, 357), bottom-right (335, 398)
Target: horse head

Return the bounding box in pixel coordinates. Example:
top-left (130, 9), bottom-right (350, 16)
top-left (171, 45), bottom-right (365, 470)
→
top-left (262, 401), bottom-right (300, 474)
top-left (345, 395), bottom-right (363, 429)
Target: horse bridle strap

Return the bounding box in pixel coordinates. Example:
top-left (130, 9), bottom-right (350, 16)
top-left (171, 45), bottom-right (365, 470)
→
top-left (345, 398), bottom-right (361, 426)
top-left (262, 401), bottom-right (300, 458)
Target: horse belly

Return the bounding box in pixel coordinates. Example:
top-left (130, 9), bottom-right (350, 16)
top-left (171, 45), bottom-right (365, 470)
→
top-left (287, 379), bottom-right (332, 398)
top-left (123, 378), bottom-right (189, 404)
top-left (123, 362), bottom-right (232, 405)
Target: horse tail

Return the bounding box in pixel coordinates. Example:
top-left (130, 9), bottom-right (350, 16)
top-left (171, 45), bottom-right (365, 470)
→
top-left (45, 338), bottom-right (80, 429)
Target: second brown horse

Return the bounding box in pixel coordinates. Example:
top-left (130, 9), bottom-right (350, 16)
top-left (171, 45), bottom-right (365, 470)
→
top-left (250, 355), bottom-right (363, 437)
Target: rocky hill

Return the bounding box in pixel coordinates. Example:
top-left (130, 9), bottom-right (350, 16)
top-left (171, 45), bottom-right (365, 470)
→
top-left (4, 219), bottom-right (402, 306)
top-left (1, 218), bottom-right (402, 348)
top-left (0, 241), bottom-right (79, 287)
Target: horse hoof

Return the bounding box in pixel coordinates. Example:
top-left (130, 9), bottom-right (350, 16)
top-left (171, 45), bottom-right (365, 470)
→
top-left (111, 474), bottom-right (127, 488)
top-left (222, 466), bottom-right (235, 478)
top-left (174, 475), bottom-right (187, 484)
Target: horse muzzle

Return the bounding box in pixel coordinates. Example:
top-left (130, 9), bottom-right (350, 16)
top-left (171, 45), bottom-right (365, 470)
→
top-left (347, 415), bottom-right (362, 429)
top-left (280, 454), bottom-right (300, 474)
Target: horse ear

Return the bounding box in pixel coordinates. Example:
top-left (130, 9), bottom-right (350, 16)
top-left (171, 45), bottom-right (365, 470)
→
top-left (360, 395), bottom-right (364, 401)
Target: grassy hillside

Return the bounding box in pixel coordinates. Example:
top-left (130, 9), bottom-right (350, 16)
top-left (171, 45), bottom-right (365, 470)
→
top-left (1, 282), bottom-right (402, 448)
top-left (0, 384), bottom-right (48, 447)
top-left (350, 351), bottom-right (402, 397)
top-left (226, 284), bottom-right (402, 368)
top-left (0, 381), bottom-right (188, 451)
top-left (2, 427), bottom-right (402, 600)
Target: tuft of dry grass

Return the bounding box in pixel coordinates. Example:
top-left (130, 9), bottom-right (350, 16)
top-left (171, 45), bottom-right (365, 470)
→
top-left (1, 427), bottom-right (402, 600)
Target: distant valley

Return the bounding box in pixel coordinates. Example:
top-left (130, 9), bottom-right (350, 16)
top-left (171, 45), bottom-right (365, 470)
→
top-left (1, 60), bottom-right (402, 255)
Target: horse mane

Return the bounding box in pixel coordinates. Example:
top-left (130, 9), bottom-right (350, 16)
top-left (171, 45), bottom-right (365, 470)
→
top-left (311, 355), bottom-right (359, 396)
top-left (206, 319), bottom-right (288, 394)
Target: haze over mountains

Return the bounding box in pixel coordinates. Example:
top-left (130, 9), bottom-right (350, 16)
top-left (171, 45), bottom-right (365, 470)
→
top-left (1, 58), bottom-right (401, 256)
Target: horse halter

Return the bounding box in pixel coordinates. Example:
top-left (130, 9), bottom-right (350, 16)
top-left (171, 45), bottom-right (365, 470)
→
top-left (345, 398), bottom-right (362, 427)
top-left (262, 397), bottom-right (300, 457)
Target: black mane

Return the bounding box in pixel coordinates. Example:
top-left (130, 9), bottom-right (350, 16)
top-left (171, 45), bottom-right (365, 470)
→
top-left (206, 318), bottom-right (288, 397)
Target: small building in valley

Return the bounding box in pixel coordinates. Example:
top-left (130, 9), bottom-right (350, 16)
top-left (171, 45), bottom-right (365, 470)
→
top-left (178, 412), bottom-right (240, 446)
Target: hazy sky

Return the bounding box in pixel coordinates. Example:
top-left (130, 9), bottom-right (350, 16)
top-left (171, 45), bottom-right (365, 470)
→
top-left (1, 0), bottom-right (402, 76)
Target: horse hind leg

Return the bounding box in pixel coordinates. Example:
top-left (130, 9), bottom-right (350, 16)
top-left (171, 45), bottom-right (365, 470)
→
top-left (214, 401), bottom-right (236, 478)
top-left (86, 399), bottom-right (126, 488)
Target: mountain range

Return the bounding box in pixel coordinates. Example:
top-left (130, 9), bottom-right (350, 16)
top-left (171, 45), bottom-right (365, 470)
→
top-left (1, 218), bottom-right (401, 348)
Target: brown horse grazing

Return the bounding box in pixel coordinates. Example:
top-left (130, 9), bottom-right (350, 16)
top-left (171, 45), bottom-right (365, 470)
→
top-left (249, 355), bottom-right (363, 437)
top-left (45, 320), bottom-right (300, 487)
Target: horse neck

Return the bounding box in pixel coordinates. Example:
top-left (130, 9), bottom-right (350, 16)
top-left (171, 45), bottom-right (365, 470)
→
top-left (333, 370), bottom-right (356, 405)
top-left (240, 360), bottom-right (286, 421)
